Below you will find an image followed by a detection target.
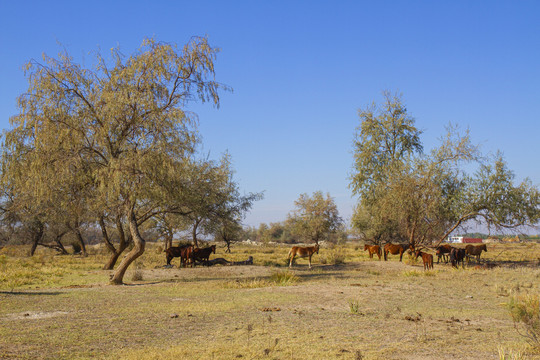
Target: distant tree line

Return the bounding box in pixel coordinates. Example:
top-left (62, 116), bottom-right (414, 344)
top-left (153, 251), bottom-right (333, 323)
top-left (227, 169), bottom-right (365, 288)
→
top-left (241, 191), bottom-right (347, 245)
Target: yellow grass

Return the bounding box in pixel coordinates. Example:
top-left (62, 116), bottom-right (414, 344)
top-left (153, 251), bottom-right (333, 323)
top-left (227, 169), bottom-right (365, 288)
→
top-left (0, 241), bottom-right (539, 359)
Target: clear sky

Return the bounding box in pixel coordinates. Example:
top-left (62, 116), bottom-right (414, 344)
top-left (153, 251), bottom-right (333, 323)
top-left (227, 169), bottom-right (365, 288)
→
top-left (1, 1), bottom-right (539, 228)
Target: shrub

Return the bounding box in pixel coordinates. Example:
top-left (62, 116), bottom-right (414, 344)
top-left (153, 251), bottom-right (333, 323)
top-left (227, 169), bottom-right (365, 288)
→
top-left (507, 293), bottom-right (540, 349)
top-left (269, 271), bottom-right (298, 286)
top-left (326, 248), bottom-right (346, 265)
top-left (349, 300), bottom-right (361, 315)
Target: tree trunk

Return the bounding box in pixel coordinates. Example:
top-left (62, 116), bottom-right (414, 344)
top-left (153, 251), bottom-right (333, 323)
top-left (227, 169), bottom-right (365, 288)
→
top-left (74, 228), bottom-right (88, 257)
top-left (29, 221), bottom-right (44, 256)
top-left (110, 209), bottom-right (145, 285)
top-left (192, 220), bottom-right (200, 248)
top-left (54, 232), bottom-right (69, 255)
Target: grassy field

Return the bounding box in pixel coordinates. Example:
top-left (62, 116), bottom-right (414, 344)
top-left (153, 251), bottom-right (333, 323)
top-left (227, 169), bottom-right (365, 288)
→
top-left (1, 242), bottom-right (539, 359)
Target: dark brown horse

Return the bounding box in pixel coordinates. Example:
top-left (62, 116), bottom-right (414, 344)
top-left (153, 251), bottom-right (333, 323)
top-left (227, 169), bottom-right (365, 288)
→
top-left (435, 244), bottom-right (454, 264)
top-left (288, 244), bottom-right (319, 268)
top-left (364, 244), bottom-right (382, 260)
top-left (465, 244), bottom-right (487, 263)
top-left (383, 243), bottom-right (410, 261)
top-left (450, 248), bottom-right (466, 269)
top-left (165, 244), bottom-right (191, 267)
top-left (192, 245), bottom-right (216, 266)
top-left (415, 250), bottom-right (434, 270)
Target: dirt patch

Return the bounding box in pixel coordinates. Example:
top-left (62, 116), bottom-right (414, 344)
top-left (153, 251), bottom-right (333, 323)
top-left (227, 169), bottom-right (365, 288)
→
top-left (4, 311), bottom-right (69, 320)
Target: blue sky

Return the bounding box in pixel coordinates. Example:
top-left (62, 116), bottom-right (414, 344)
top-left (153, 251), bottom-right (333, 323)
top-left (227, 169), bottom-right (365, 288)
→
top-left (1, 1), bottom-right (539, 229)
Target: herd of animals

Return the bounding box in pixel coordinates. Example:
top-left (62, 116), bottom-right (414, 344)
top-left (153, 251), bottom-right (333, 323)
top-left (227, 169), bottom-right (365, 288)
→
top-left (363, 243), bottom-right (488, 270)
top-left (164, 241), bottom-right (487, 270)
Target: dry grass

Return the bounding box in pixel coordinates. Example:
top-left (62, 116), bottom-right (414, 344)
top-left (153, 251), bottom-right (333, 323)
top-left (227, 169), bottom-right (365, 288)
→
top-left (0, 242), bottom-right (540, 359)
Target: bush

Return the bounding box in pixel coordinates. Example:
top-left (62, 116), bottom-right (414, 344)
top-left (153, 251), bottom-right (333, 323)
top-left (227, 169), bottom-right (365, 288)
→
top-left (325, 248), bottom-right (346, 265)
top-left (269, 271), bottom-right (298, 286)
top-left (507, 293), bottom-right (540, 349)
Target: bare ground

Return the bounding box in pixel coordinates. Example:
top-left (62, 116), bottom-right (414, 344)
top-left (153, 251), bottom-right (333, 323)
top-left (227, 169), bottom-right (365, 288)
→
top-left (1, 258), bottom-right (539, 359)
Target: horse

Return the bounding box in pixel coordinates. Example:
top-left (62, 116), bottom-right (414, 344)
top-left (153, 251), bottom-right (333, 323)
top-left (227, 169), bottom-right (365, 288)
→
top-left (465, 244), bottom-right (487, 263)
top-left (415, 250), bottom-right (434, 270)
top-left (383, 243), bottom-right (410, 261)
top-left (364, 244), bottom-right (382, 260)
top-left (288, 244), bottom-right (319, 268)
top-left (435, 244), bottom-right (454, 264)
top-left (165, 244), bottom-right (191, 267)
top-left (191, 245), bottom-right (216, 266)
top-left (450, 248), bottom-right (466, 269)
top-left (180, 245), bottom-right (194, 267)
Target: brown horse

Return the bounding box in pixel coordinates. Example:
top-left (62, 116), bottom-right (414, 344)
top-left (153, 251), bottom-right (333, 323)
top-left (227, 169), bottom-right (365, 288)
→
top-left (165, 244), bottom-right (191, 267)
top-left (415, 250), bottom-right (434, 270)
top-left (465, 244), bottom-right (487, 263)
top-left (192, 245), bottom-right (216, 266)
top-left (450, 248), bottom-right (466, 269)
top-left (383, 243), bottom-right (410, 262)
top-left (288, 244), bottom-right (319, 268)
top-left (364, 244), bottom-right (382, 260)
top-left (180, 245), bottom-right (194, 267)
top-left (435, 244), bottom-right (454, 264)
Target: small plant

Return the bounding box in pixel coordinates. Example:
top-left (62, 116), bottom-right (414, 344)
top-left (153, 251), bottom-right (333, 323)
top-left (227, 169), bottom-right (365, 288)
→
top-left (497, 345), bottom-right (524, 360)
top-left (270, 270), bottom-right (298, 286)
top-left (366, 269), bottom-right (380, 276)
top-left (130, 261), bottom-right (144, 282)
top-left (349, 300), bottom-right (361, 315)
top-left (507, 293), bottom-right (540, 349)
top-left (326, 248), bottom-right (346, 265)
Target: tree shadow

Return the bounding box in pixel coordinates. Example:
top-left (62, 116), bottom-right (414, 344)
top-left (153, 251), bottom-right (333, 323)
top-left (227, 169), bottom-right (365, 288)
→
top-left (0, 290), bottom-right (63, 296)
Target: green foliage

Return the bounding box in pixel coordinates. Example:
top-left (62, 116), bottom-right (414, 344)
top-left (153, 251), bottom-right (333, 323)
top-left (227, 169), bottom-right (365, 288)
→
top-left (350, 91), bottom-right (540, 247)
top-left (287, 191), bottom-right (343, 244)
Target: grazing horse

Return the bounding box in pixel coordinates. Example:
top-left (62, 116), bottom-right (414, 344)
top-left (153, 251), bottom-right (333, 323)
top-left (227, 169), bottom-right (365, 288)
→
top-left (383, 243), bottom-right (410, 262)
top-left (165, 244), bottom-right (191, 267)
top-left (191, 245), bottom-right (216, 266)
top-left (415, 250), bottom-right (434, 270)
top-left (288, 244), bottom-right (319, 268)
top-left (465, 244), bottom-right (487, 263)
top-left (435, 244), bottom-right (454, 264)
top-left (450, 248), bottom-right (466, 269)
top-left (364, 244), bottom-right (382, 260)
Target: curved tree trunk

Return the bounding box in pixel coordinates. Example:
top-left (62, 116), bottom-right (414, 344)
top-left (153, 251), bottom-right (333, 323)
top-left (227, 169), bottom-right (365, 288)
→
top-left (110, 210), bottom-right (145, 285)
top-left (74, 228), bottom-right (88, 257)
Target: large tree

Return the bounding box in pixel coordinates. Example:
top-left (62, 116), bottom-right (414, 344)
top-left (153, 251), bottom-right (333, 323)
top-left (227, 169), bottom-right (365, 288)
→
top-left (287, 191), bottom-right (343, 245)
top-left (351, 92), bottom-right (540, 246)
top-left (2, 37), bottom-right (229, 284)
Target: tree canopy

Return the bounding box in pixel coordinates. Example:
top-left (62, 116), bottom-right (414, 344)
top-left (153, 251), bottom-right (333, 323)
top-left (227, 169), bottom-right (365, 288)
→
top-left (0, 37), bottom-right (262, 284)
top-left (351, 91), bottom-right (540, 247)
